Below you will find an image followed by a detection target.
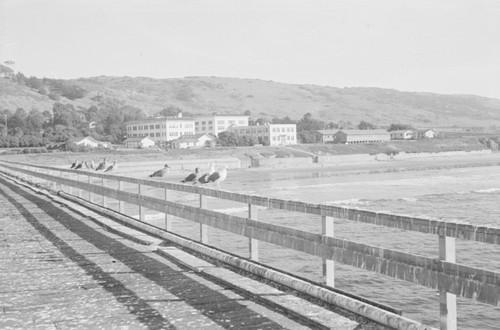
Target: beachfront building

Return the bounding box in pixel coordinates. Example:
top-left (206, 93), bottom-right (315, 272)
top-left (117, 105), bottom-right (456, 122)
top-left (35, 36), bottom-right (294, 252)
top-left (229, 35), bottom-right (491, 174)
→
top-left (390, 130), bottom-right (415, 140)
top-left (125, 115), bottom-right (196, 147)
top-left (124, 136), bottom-right (156, 149)
top-left (332, 130), bottom-right (391, 144)
top-left (66, 136), bottom-right (111, 149)
top-left (171, 133), bottom-right (217, 149)
top-left (415, 129), bottom-right (438, 139)
top-left (194, 114), bottom-right (249, 136)
top-left (317, 130), bottom-right (339, 143)
top-left (229, 123), bottom-right (297, 146)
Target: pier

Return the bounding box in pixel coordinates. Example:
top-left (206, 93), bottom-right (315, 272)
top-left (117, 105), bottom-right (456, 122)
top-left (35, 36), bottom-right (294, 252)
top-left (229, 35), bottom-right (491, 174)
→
top-left (1, 160), bottom-right (499, 329)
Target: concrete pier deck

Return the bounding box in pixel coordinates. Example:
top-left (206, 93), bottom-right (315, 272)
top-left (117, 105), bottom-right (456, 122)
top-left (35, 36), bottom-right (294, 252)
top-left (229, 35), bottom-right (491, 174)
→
top-left (0, 175), bottom-right (372, 329)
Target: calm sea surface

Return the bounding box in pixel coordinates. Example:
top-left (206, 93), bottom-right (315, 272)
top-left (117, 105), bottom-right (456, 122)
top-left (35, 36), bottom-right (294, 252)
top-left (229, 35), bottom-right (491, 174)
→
top-left (126, 164), bottom-right (500, 329)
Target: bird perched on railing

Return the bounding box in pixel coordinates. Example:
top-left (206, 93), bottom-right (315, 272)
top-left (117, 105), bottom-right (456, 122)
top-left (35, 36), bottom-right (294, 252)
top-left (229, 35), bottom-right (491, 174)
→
top-left (74, 161), bottom-right (83, 170)
top-left (198, 163), bottom-right (215, 184)
top-left (181, 167), bottom-right (200, 184)
top-left (206, 164), bottom-right (228, 189)
top-left (149, 164), bottom-right (170, 178)
top-left (104, 161), bottom-right (117, 172)
top-left (85, 160), bottom-right (95, 170)
top-left (70, 160), bottom-right (78, 169)
top-left (95, 158), bottom-right (108, 171)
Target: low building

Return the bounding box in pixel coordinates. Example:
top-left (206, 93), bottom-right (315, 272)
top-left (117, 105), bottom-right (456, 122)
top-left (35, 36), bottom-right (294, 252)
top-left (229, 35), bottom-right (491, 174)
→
top-left (418, 129), bottom-right (438, 139)
top-left (171, 133), bottom-right (216, 149)
top-left (67, 136), bottom-right (99, 148)
top-left (230, 123), bottom-right (297, 146)
top-left (317, 130), bottom-right (339, 143)
top-left (124, 136), bottom-right (156, 149)
top-left (194, 114), bottom-right (249, 136)
top-left (390, 130), bottom-right (415, 140)
top-left (332, 130), bottom-right (391, 144)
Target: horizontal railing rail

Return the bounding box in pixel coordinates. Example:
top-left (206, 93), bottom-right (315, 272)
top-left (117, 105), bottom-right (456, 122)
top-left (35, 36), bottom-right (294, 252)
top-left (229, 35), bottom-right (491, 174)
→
top-left (7, 160), bottom-right (499, 246)
top-left (1, 160), bottom-right (499, 329)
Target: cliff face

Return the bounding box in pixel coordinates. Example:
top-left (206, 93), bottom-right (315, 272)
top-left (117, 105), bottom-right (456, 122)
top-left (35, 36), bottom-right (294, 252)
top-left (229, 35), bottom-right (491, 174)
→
top-left (2, 75), bottom-right (500, 127)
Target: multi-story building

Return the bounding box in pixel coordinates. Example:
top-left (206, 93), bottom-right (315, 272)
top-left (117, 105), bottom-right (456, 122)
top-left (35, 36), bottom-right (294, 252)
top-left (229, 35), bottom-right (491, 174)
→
top-left (125, 115), bottom-right (196, 147)
top-left (230, 123), bottom-right (297, 146)
top-left (194, 114), bottom-right (248, 136)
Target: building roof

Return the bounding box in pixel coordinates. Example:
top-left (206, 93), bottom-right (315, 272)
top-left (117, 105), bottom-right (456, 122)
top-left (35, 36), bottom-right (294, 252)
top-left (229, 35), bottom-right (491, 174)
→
top-left (124, 136), bottom-right (155, 143)
top-left (338, 129), bottom-right (390, 135)
top-left (126, 117), bottom-right (195, 125)
top-left (67, 136), bottom-right (98, 144)
top-left (317, 130), bottom-right (339, 135)
top-left (390, 130), bottom-right (414, 134)
top-left (174, 133), bottom-right (215, 143)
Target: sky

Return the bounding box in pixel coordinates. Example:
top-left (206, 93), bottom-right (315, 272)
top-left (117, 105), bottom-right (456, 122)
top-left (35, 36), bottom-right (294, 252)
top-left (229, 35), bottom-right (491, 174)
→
top-left (1, 0), bottom-right (500, 99)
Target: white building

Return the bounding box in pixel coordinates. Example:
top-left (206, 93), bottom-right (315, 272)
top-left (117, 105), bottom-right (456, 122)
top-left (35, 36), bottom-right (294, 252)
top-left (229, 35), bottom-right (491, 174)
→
top-left (390, 130), bottom-right (415, 140)
top-left (230, 123), bottom-right (297, 146)
top-left (125, 115), bottom-right (196, 147)
top-left (172, 133), bottom-right (217, 149)
top-left (124, 136), bottom-right (156, 149)
top-left (194, 114), bottom-right (248, 136)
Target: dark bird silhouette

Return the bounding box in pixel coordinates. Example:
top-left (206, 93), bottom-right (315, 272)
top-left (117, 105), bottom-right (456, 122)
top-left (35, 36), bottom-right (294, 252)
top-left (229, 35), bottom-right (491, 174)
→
top-left (206, 164), bottom-right (228, 189)
top-left (95, 158), bottom-right (108, 171)
top-left (104, 161), bottom-right (117, 172)
top-left (70, 160), bottom-right (78, 169)
top-left (198, 163), bottom-right (215, 184)
top-left (74, 161), bottom-right (83, 170)
top-left (181, 168), bottom-right (200, 184)
top-left (84, 160), bottom-right (95, 169)
top-left (149, 164), bottom-right (170, 178)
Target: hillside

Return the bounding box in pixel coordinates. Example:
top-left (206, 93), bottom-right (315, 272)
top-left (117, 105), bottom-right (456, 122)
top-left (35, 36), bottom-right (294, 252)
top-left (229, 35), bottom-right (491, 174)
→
top-left (1, 73), bottom-right (500, 127)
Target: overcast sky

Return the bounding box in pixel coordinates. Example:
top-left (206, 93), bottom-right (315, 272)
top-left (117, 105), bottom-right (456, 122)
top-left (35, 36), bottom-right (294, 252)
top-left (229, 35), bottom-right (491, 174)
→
top-left (1, 0), bottom-right (500, 99)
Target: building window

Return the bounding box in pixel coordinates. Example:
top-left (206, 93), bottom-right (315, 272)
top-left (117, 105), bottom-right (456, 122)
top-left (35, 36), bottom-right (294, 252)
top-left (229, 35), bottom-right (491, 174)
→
top-left (238, 120), bottom-right (246, 124)
top-left (229, 120), bottom-right (235, 125)
top-left (208, 121), bottom-right (212, 124)
top-left (150, 125), bottom-right (154, 129)
top-left (195, 122), bottom-right (199, 126)
top-left (156, 133), bottom-right (160, 137)
top-left (202, 121), bottom-right (206, 125)
top-left (217, 120), bottom-right (224, 124)
top-left (217, 126), bottom-right (225, 130)
top-left (133, 126), bottom-right (137, 131)
top-left (149, 133), bottom-right (154, 137)
top-left (155, 124), bottom-right (160, 129)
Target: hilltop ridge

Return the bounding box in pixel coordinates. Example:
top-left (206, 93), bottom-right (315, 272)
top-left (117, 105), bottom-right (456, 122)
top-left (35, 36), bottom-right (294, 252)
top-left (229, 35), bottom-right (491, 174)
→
top-left (1, 71), bottom-right (500, 127)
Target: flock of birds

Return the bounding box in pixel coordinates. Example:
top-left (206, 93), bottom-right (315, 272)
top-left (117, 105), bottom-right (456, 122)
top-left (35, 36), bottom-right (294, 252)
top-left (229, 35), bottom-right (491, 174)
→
top-left (150, 163), bottom-right (228, 189)
top-left (70, 158), bottom-right (117, 172)
top-left (70, 159), bottom-right (228, 189)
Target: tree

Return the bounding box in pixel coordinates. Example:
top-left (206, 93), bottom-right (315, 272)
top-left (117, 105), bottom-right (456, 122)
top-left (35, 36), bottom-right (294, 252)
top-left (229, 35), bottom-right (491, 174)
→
top-left (25, 109), bottom-right (45, 133)
top-left (388, 123), bottom-right (414, 131)
top-left (158, 105), bottom-right (182, 117)
top-left (297, 113), bottom-right (325, 132)
top-left (357, 120), bottom-right (376, 130)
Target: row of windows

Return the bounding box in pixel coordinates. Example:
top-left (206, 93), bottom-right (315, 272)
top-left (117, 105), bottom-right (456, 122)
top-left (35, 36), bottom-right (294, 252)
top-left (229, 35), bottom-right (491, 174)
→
top-left (272, 127), bottom-right (294, 133)
top-left (128, 131), bottom-right (189, 138)
top-left (127, 123), bottom-right (194, 131)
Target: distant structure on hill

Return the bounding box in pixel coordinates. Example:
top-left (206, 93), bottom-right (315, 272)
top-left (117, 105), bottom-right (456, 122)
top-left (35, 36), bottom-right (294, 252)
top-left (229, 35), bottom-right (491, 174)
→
top-left (229, 123), bottom-right (297, 146)
top-left (194, 113), bottom-right (249, 136)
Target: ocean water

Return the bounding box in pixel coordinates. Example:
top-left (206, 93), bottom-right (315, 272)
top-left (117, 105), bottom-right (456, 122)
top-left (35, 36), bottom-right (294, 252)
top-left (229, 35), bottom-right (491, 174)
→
top-left (123, 165), bottom-right (500, 329)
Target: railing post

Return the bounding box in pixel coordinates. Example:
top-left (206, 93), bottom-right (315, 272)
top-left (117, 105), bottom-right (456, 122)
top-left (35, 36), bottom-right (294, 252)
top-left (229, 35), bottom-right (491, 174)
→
top-left (77, 174), bottom-right (82, 198)
top-left (439, 234), bottom-right (457, 330)
top-left (59, 171), bottom-right (64, 192)
top-left (164, 188), bottom-right (172, 231)
top-left (322, 215), bottom-right (335, 287)
top-left (118, 181), bottom-right (125, 213)
top-left (87, 175), bottom-right (92, 202)
top-left (102, 177), bottom-right (107, 207)
top-left (199, 194), bottom-right (208, 244)
top-left (248, 204), bottom-right (259, 261)
top-left (67, 172), bottom-right (73, 195)
top-left (138, 184), bottom-right (145, 221)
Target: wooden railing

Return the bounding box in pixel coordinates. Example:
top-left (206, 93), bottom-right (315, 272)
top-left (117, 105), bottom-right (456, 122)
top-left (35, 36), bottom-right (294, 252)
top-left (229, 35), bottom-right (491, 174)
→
top-left (1, 160), bottom-right (499, 330)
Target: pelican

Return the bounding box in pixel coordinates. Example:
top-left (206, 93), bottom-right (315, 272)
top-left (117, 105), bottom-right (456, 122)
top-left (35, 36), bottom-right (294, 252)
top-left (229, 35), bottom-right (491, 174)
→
top-left (181, 168), bottom-right (200, 184)
top-left (149, 164), bottom-right (170, 178)
top-left (95, 158), bottom-right (107, 171)
top-left (206, 164), bottom-right (228, 189)
top-left (198, 163), bottom-right (215, 184)
top-left (104, 161), bottom-right (117, 172)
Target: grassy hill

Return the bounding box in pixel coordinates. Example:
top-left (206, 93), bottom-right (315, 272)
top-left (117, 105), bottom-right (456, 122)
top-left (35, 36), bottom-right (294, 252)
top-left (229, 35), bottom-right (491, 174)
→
top-left (1, 73), bottom-right (500, 127)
